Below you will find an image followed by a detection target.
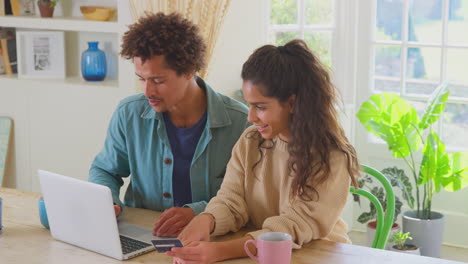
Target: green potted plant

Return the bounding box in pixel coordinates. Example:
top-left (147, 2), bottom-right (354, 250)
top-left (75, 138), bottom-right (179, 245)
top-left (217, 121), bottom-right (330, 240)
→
top-left (37, 0), bottom-right (60, 17)
top-left (356, 82), bottom-right (468, 257)
top-left (388, 231), bottom-right (420, 255)
top-left (354, 167), bottom-right (405, 249)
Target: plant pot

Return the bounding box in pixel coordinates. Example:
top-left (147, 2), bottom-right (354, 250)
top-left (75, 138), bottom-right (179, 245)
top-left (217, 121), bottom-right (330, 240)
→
top-left (402, 210), bottom-right (445, 258)
top-left (366, 221), bottom-right (400, 250)
top-left (389, 244), bottom-right (421, 255)
top-left (37, 1), bottom-right (55, 17)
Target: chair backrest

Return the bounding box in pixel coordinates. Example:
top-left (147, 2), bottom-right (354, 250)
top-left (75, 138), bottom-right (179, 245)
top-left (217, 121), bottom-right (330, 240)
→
top-left (349, 165), bottom-right (395, 249)
top-left (0, 117), bottom-right (13, 186)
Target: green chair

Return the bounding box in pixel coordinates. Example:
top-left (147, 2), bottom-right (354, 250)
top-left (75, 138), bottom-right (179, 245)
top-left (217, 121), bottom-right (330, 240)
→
top-left (0, 117), bottom-right (12, 186)
top-left (350, 165), bottom-right (395, 249)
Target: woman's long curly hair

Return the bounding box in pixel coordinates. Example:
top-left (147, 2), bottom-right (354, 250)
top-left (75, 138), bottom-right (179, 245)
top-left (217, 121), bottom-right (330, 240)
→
top-left (241, 39), bottom-right (359, 201)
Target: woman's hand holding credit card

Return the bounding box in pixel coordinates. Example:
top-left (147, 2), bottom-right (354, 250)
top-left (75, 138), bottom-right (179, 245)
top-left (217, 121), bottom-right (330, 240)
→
top-left (151, 238), bottom-right (183, 253)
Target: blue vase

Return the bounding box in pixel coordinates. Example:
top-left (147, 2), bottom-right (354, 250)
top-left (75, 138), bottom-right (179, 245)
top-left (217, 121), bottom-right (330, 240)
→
top-left (81, 42), bottom-right (107, 81)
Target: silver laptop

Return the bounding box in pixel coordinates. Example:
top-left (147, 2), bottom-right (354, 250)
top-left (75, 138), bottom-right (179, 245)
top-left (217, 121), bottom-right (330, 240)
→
top-left (38, 170), bottom-right (156, 260)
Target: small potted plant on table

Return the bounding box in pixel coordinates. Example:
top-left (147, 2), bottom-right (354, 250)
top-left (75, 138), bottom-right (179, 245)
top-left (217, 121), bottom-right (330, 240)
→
top-left (388, 231), bottom-right (420, 255)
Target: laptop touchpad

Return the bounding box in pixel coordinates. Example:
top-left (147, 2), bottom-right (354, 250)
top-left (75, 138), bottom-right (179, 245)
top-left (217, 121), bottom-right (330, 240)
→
top-left (118, 221), bottom-right (152, 240)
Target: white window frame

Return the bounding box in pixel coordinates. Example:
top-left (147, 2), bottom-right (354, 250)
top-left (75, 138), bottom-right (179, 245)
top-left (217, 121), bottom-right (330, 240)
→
top-left (267, 0), bottom-right (335, 40)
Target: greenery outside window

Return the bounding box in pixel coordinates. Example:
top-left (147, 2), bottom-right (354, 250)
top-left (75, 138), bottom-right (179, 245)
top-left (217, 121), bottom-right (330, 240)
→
top-left (268, 0), bottom-right (335, 68)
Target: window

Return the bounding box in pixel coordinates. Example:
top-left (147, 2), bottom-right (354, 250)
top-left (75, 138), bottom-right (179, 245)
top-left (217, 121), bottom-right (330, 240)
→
top-left (268, 0), bottom-right (335, 67)
top-left (367, 0), bottom-right (468, 150)
top-left (268, 0), bottom-right (468, 150)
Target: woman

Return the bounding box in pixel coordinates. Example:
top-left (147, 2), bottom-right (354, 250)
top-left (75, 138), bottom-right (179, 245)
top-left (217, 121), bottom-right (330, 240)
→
top-left (167, 39), bottom-right (360, 264)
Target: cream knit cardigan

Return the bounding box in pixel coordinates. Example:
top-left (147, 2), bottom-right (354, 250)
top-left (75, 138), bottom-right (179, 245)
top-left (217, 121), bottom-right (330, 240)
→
top-left (204, 126), bottom-right (351, 249)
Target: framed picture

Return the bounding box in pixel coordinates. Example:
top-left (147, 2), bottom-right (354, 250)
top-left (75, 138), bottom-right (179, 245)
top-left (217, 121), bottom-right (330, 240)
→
top-left (19, 0), bottom-right (36, 15)
top-left (16, 30), bottom-right (65, 79)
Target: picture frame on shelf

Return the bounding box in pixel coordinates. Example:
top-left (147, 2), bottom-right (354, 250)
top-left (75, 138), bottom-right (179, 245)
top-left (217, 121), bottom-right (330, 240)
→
top-left (16, 30), bottom-right (65, 79)
top-left (19, 0), bottom-right (35, 15)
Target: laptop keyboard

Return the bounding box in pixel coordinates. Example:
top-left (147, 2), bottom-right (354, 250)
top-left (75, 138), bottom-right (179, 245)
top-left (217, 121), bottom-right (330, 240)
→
top-left (120, 235), bottom-right (151, 255)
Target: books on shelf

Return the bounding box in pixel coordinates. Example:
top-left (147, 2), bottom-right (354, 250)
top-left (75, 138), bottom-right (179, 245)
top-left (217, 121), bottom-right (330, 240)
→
top-left (0, 27), bottom-right (17, 75)
top-left (4, 0), bottom-right (12, 15)
top-left (1, 0), bottom-right (33, 16)
top-left (0, 0), bottom-right (5, 16)
top-left (9, 0), bottom-right (19, 16)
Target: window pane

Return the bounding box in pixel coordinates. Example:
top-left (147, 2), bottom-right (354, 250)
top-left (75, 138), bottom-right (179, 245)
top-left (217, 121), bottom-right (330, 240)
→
top-left (406, 81), bottom-right (439, 96)
top-left (305, 0), bottom-right (333, 25)
top-left (447, 49), bottom-right (468, 94)
top-left (272, 31), bottom-right (300, 46)
top-left (409, 0), bottom-right (443, 43)
top-left (376, 0), bottom-right (403, 41)
top-left (442, 103), bottom-right (468, 149)
top-left (448, 0), bottom-right (468, 44)
top-left (375, 45), bottom-right (401, 77)
top-left (374, 79), bottom-right (400, 93)
top-left (406, 47), bottom-right (440, 81)
top-left (448, 83), bottom-right (468, 98)
top-left (271, 0), bottom-right (298, 24)
top-left (304, 32), bottom-right (332, 67)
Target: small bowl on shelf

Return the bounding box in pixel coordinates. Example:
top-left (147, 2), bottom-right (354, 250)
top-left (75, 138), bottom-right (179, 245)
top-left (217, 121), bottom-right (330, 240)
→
top-left (80, 6), bottom-right (116, 21)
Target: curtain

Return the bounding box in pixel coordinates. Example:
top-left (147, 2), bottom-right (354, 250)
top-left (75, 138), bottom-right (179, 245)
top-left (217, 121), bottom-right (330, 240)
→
top-left (128, 0), bottom-right (231, 79)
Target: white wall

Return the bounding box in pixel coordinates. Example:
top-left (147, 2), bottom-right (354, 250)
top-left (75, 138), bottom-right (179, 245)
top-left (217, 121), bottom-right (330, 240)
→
top-left (205, 0), bottom-right (267, 96)
top-left (0, 0), bottom-right (132, 192)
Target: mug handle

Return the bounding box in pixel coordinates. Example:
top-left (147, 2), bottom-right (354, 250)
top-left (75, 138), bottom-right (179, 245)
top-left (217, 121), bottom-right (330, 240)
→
top-left (38, 197), bottom-right (50, 229)
top-left (244, 240), bottom-right (259, 262)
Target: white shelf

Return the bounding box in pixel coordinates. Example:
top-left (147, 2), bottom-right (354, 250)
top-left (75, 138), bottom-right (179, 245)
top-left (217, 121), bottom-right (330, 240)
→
top-left (0, 15), bottom-right (119, 33)
top-left (0, 74), bottom-right (119, 89)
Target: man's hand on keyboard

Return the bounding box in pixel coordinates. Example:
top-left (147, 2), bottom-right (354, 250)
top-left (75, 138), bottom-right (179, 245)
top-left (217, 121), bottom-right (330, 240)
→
top-left (114, 205), bottom-right (121, 216)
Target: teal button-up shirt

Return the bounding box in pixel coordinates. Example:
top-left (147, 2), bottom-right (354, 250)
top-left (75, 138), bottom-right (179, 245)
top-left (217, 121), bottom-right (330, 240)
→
top-left (89, 78), bottom-right (249, 215)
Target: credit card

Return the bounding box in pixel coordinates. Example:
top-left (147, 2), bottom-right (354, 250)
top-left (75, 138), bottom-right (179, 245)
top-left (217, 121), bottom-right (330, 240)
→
top-left (151, 238), bottom-right (184, 253)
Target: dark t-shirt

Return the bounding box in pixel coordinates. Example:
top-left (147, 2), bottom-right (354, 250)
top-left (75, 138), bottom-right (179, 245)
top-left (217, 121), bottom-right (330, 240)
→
top-left (163, 111), bottom-right (208, 207)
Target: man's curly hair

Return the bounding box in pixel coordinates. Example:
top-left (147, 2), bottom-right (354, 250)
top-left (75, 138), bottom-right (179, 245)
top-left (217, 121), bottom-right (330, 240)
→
top-left (120, 12), bottom-right (206, 75)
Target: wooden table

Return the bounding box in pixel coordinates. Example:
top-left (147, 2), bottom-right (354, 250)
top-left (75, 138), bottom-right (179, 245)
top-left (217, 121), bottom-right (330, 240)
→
top-left (0, 187), bottom-right (465, 264)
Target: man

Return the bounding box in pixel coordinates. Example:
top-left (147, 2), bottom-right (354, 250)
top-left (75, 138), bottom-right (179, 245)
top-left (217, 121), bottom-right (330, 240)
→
top-left (88, 12), bottom-right (248, 237)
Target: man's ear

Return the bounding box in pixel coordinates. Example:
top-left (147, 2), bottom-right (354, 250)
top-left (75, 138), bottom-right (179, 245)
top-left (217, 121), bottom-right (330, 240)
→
top-left (288, 94), bottom-right (296, 113)
top-left (184, 72), bottom-right (195, 80)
